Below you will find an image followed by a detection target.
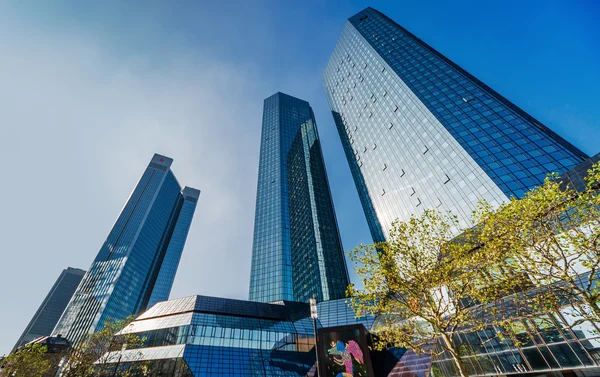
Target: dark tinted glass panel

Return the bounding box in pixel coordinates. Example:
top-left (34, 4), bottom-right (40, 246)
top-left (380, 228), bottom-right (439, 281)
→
top-left (521, 347), bottom-right (549, 370)
top-left (549, 344), bottom-right (582, 368)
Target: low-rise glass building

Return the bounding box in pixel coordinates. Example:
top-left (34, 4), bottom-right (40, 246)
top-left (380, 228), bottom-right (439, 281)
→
top-left (101, 295), bottom-right (318, 377)
top-left (97, 296), bottom-right (434, 377)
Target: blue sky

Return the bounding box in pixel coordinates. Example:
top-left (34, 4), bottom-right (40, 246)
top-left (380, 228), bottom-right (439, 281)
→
top-left (0, 0), bottom-right (598, 354)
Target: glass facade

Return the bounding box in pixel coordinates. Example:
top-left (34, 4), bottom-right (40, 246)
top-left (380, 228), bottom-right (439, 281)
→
top-left (101, 295), bottom-right (319, 377)
top-left (52, 154), bottom-right (200, 345)
top-left (316, 298), bottom-right (375, 329)
top-left (96, 296), bottom-right (442, 377)
top-left (89, 296), bottom-right (600, 377)
top-left (249, 92), bottom-right (350, 303)
top-left (560, 152), bottom-right (600, 193)
top-left (323, 7), bottom-right (588, 240)
top-left (147, 186), bottom-right (200, 308)
top-left (426, 305), bottom-right (600, 377)
top-left (12, 267), bottom-right (85, 351)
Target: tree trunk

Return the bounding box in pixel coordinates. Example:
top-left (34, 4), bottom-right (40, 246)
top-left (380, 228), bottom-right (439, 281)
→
top-left (440, 333), bottom-right (469, 377)
top-left (583, 294), bottom-right (600, 320)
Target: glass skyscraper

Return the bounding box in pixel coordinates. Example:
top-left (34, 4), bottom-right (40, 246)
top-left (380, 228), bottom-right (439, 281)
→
top-left (52, 154), bottom-right (200, 344)
top-left (323, 7), bottom-right (588, 241)
top-left (12, 267), bottom-right (85, 351)
top-left (249, 92), bottom-right (350, 304)
top-left (147, 186), bottom-right (200, 309)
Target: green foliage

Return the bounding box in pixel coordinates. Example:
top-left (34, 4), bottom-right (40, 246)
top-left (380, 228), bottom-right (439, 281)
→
top-left (348, 210), bottom-right (525, 377)
top-left (474, 162), bottom-right (600, 323)
top-left (61, 316), bottom-right (146, 377)
top-left (348, 161), bottom-right (600, 377)
top-left (1, 343), bottom-right (51, 377)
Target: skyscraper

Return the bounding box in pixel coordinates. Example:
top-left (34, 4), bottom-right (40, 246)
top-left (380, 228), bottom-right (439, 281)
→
top-left (249, 92), bottom-right (350, 304)
top-left (147, 186), bottom-right (200, 309)
top-left (53, 154), bottom-right (199, 344)
top-left (12, 267), bottom-right (85, 351)
top-left (323, 7), bottom-right (588, 242)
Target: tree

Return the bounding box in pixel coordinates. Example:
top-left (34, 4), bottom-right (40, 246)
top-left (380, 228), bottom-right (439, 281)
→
top-left (347, 210), bottom-right (524, 377)
top-left (0, 343), bottom-right (51, 377)
top-left (348, 162), bottom-right (600, 377)
top-left (474, 162), bottom-right (600, 325)
top-left (61, 316), bottom-right (145, 377)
